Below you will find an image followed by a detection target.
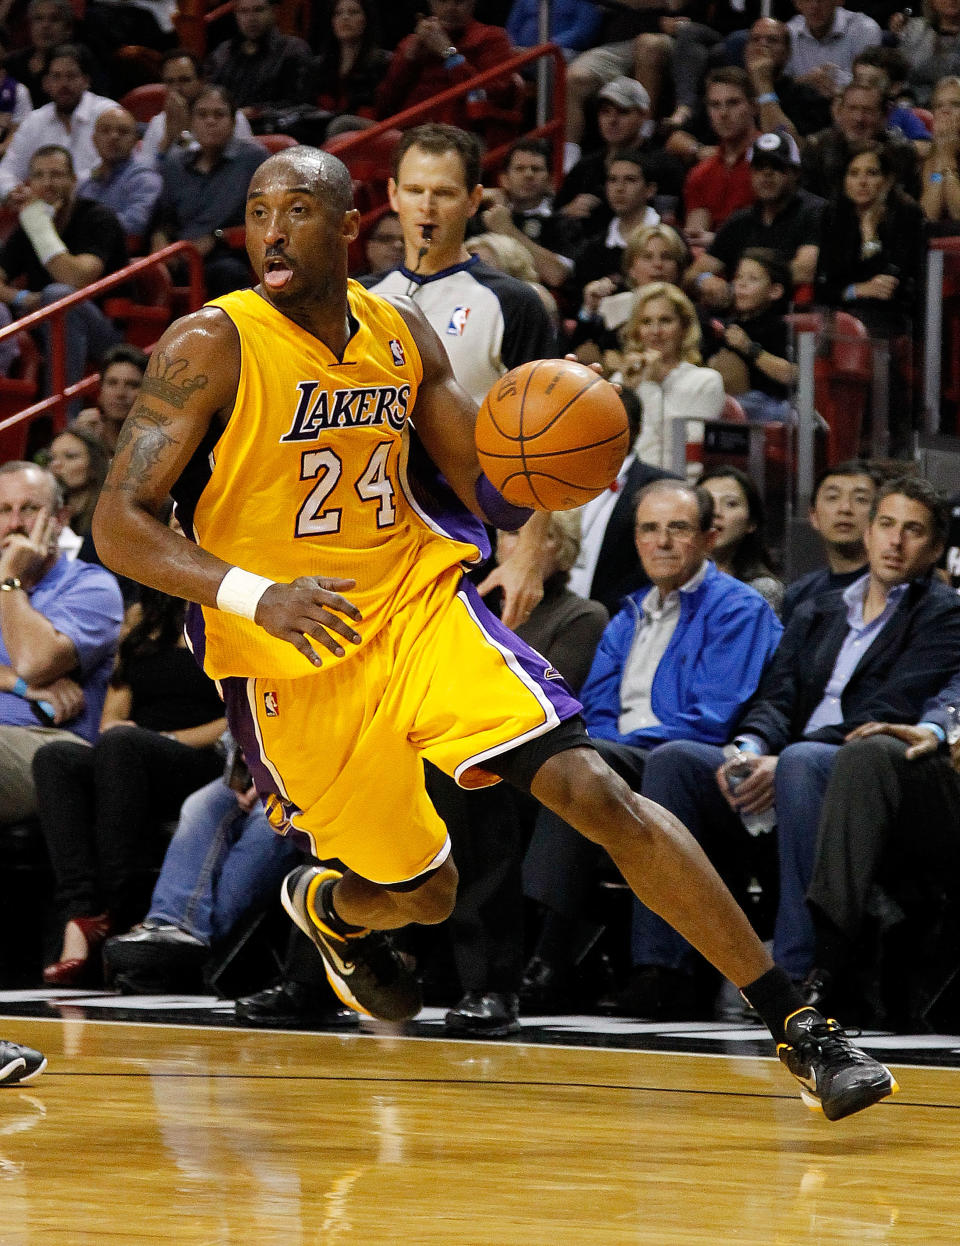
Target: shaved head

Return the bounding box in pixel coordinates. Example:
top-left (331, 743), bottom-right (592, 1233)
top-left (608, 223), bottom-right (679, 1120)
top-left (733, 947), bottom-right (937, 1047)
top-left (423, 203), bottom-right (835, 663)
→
top-left (250, 147), bottom-right (355, 214)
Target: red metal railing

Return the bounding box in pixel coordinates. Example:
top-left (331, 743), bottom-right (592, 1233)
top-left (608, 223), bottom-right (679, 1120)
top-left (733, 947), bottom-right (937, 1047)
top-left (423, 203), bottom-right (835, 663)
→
top-left (0, 241), bottom-right (204, 444)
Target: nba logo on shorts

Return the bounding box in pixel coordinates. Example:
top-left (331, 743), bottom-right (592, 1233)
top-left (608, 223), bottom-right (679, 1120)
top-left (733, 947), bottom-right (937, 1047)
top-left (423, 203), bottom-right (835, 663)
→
top-left (389, 338), bottom-right (405, 367)
top-left (446, 305), bottom-right (470, 336)
top-left (263, 690), bottom-right (279, 717)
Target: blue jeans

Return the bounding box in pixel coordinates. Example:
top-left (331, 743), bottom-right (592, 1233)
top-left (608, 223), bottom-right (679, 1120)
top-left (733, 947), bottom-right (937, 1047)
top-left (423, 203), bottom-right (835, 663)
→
top-left (631, 738), bottom-right (839, 979)
top-left (39, 283), bottom-right (122, 399)
top-left (147, 779), bottom-right (301, 944)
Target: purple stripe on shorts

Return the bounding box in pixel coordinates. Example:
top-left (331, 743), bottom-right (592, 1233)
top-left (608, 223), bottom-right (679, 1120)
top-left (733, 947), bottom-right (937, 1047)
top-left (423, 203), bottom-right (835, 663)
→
top-left (184, 601), bottom-right (207, 672)
top-left (461, 578), bottom-right (583, 723)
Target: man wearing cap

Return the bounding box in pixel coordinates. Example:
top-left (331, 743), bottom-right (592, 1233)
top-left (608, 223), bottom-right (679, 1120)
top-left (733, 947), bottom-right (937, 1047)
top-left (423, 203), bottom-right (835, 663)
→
top-left (686, 131), bottom-right (825, 308)
top-left (556, 76), bottom-right (685, 237)
top-left (683, 67), bottom-right (760, 249)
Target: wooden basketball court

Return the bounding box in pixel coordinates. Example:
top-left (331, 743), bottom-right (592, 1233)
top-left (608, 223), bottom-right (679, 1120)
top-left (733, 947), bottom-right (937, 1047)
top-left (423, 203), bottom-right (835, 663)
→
top-left (2, 1008), bottom-right (960, 1244)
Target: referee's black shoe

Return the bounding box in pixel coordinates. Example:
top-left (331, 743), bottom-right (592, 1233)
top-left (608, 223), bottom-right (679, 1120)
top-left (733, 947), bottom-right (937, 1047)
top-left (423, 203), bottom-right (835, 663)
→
top-left (280, 866), bottom-right (421, 1023)
top-left (778, 1007), bottom-right (897, 1121)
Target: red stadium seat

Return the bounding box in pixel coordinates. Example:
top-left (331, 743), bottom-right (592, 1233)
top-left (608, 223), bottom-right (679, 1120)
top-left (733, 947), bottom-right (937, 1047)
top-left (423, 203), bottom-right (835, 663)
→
top-left (253, 133), bottom-right (299, 154)
top-left (119, 83), bottom-right (167, 124)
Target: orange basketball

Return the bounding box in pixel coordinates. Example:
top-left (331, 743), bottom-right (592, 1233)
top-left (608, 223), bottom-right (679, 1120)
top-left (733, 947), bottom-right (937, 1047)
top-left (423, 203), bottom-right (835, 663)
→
top-left (475, 359), bottom-right (631, 511)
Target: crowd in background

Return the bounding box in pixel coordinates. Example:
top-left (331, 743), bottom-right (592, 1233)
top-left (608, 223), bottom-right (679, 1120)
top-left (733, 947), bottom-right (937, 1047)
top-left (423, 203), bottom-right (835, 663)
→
top-left (0, 0), bottom-right (959, 1038)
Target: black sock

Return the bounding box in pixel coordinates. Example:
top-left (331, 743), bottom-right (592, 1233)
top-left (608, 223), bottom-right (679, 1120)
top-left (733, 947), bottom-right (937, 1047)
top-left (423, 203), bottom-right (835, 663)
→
top-left (740, 966), bottom-right (807, 1045)
top-left (316, 877), bottom-right (365, 937)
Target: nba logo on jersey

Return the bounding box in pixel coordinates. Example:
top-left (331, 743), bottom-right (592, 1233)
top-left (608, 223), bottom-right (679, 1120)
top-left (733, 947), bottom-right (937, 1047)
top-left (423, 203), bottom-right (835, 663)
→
top-left (446, 305), bottom-right (470, 336)
top-left (389, 338), bottom-right (405, 367)
top-left (263, 690), bottom-right (279, 717)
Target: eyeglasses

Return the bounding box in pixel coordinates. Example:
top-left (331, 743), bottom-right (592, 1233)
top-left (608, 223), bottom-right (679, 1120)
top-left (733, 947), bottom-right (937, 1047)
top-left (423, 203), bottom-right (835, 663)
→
top-left (635, 520), bottom-right (700, 542)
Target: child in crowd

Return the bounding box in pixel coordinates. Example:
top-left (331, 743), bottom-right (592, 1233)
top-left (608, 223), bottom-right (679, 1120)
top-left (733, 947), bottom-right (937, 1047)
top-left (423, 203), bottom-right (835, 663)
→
top-left (706, 247), bottom-right (797, 424)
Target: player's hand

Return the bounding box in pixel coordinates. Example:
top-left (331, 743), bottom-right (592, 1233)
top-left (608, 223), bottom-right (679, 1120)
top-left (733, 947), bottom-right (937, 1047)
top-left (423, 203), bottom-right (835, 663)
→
top-left (27, 676), bottom-right (84, 724)
top-left (0, 505), bottom-right (57, 586)
top-left (254, 577), bottom-right (363, 666)
top-left (715, 753), bottom-right (777, 813)
top-left (845, 720), bottom-right (940, 760)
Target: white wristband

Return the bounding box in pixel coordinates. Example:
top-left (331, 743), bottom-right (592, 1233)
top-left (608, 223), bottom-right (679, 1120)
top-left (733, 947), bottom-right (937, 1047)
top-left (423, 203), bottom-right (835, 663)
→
top-left (216, 567), bottom-right (275, 621)
top-left (18, 199), bottom-right (67, 267)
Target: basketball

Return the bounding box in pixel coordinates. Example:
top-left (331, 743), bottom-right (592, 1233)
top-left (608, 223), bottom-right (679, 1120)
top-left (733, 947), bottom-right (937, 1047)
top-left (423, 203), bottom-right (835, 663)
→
top-left (475, 359), bottom-right (630, 511)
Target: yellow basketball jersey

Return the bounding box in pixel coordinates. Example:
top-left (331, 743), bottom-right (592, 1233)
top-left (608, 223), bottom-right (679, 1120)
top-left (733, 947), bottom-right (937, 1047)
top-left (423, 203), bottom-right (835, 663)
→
top-left (181, 282), bottom-right (483, 681)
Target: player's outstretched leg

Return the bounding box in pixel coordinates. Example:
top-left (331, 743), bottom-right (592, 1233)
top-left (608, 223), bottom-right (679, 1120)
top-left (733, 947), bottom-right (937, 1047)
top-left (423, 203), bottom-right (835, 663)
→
top-left (0, 1041), bottom-right (46, 1087)
top-left (281, 866), bottom-right (424, 1022)
top-left (530, 747), bottom-right (896, 1120)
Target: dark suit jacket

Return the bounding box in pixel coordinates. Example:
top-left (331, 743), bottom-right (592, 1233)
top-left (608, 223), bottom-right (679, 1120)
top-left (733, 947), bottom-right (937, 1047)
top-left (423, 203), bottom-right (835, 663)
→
top-left (588, 458), bottom-right (681, 617)
top-left (736, 575), bottom-right (960, 753)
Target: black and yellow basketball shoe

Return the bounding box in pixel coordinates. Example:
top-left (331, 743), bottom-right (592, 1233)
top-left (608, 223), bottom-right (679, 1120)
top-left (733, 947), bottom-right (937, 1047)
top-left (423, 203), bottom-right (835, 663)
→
top-left (778, 1007), bottom-right (898, 1121)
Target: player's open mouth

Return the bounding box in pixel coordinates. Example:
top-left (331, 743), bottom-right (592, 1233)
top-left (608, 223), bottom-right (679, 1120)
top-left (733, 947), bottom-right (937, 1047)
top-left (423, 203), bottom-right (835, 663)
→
top-left (264, 257), bottom-right (294, 289)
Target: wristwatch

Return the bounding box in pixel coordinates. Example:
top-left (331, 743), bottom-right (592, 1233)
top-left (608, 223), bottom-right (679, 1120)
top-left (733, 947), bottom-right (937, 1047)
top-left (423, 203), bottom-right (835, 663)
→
top-left (442, 45), bottom-right (458, 60)
top-left (0, 576), bottom-right (22, 591)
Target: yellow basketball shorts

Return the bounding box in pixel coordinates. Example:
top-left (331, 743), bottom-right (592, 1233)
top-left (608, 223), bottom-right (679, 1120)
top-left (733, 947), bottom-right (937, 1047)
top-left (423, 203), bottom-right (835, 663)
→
top-left (220, 567), bottom-right (581, 886)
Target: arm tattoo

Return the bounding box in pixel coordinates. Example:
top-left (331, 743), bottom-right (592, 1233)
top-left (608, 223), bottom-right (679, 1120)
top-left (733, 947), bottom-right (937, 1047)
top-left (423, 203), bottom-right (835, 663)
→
top-left (103, 403), bottom-right (179, 492)
top-left (140, 349), bottom-right (208, 409)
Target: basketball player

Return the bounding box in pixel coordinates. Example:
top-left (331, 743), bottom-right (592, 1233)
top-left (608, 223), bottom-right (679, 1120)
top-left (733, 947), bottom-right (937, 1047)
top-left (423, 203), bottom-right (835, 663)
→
top-left (0, 1040), bottom-right (46, 1085)
top-left (93, 147), bottom-right (895, 1121)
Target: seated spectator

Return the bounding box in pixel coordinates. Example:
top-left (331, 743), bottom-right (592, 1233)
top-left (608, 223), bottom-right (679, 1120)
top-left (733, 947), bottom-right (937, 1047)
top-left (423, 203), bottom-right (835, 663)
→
top-left (150, 86), bottom-right (267, 299)
top-left (558, 78), bottom-right (685, 233)
top-left (687, 131), bottom-right (823, 307)
top-left (814, 142), bottom-right (926, 344)
top-left (851, 47), bottom-right (931, 146)
top-left (0, 461), bottom-right (123, 825)
top-left (465, 232), bottom-right (558, 325)
top-left (699, 464), bottom-right (785, 613)
top-left (5, 0), bottom-right (75, 108)
top-left (920, 75), bottom-right (960, 226)
top-left (375, 0), bottom-right (513, 135)
top-left (562, 6), bottom-right (655, 159)
top-left (475, 138), bottom-right (583, 291)
top-left (785, 0), bottom-right (881, 100)
top-left (629, 477), bottom-right (960, 995)
top-left (682, 68), bottom-right (759, 249)
top-left (102, 759), bottom-right (301, 994)
top-left (45, 424), bottom-right (110, 542)
top-left (801, 82), bottom-right (919, 200)
top-left (136, 49), bottom-right (254, 169)
top-left (0, 44), bottom-right (116, 200)
top-left (803, 672), bottom-right (960, 1028)
top-left (76, 107), bottom-right (162, 240)
top-left (74, 342), bottom-right (148, 453)
top-left (440, 512), bottom-right (610, 1038)
top-left (300, 0), bottom-right (391, 135)
top-left (0, 144), bottom-right (125, 390)
top-left (506, 0), bottom-right (601, 59)
top-left (33, 583), bottom-right (228, 986)
top-left (705, 248), bottom-right (798, 424)
top-left (357, 210), bottom-right (404, 279)
top-left (619, 282), bottom-right (725, 471)
top-left (0, 25), bottom-right (36, 155)
top-left (722, 18), bottom-right (831, 140)
top-left (204, 0), bottom-right (311, 129)
top-left (782, 459), bottom-right (877, 624)
top-left (522, 479), bottom-right (782, 1016)
top-left (900, 0), bottom-right (960, 107)
top-left (570, 152), bottom-right (660, 296)
top-left (572, 222), bottom-right (689, 368)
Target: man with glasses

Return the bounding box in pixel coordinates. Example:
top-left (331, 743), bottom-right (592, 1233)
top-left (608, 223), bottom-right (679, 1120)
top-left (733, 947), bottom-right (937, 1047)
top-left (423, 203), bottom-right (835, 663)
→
top-left (523, 479), bottom-right (782, 1019)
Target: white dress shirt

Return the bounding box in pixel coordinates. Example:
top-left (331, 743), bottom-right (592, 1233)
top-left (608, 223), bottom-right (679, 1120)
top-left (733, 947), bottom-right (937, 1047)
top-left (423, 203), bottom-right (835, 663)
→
top-left (0, 92), bottom-right (118, 199)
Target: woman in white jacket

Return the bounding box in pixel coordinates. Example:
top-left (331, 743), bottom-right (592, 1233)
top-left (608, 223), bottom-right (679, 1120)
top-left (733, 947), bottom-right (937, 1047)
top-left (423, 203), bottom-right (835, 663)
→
top-left (620, 281), bottom-right (724, 473)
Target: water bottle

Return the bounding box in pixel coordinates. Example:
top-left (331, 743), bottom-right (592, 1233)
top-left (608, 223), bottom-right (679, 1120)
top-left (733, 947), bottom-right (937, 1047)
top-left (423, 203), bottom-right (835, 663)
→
top-left (722, 746), bottom-right (777, 836)
top-left (943, 704), bottom-right (960, 746)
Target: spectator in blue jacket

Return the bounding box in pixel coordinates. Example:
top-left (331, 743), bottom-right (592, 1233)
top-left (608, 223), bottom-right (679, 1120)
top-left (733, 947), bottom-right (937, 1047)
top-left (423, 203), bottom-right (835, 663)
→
top-left (635, 476), bottom-right (960, 1003)
top-left (522, 478), bottom-right (782, 1015)
top-left (506, 0), bottom-right (602, 58)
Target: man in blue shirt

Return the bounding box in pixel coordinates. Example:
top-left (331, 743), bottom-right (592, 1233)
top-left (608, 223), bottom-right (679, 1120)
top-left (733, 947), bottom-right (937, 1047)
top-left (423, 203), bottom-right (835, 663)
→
top-left (523, 479), bottom-right (783, 1017)
top-left (77, 107), bottom-right (162, 239)
top-left (0, 461), bottom-right (123, 822)
top-left (632, 477), bottom-right (960, 995)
